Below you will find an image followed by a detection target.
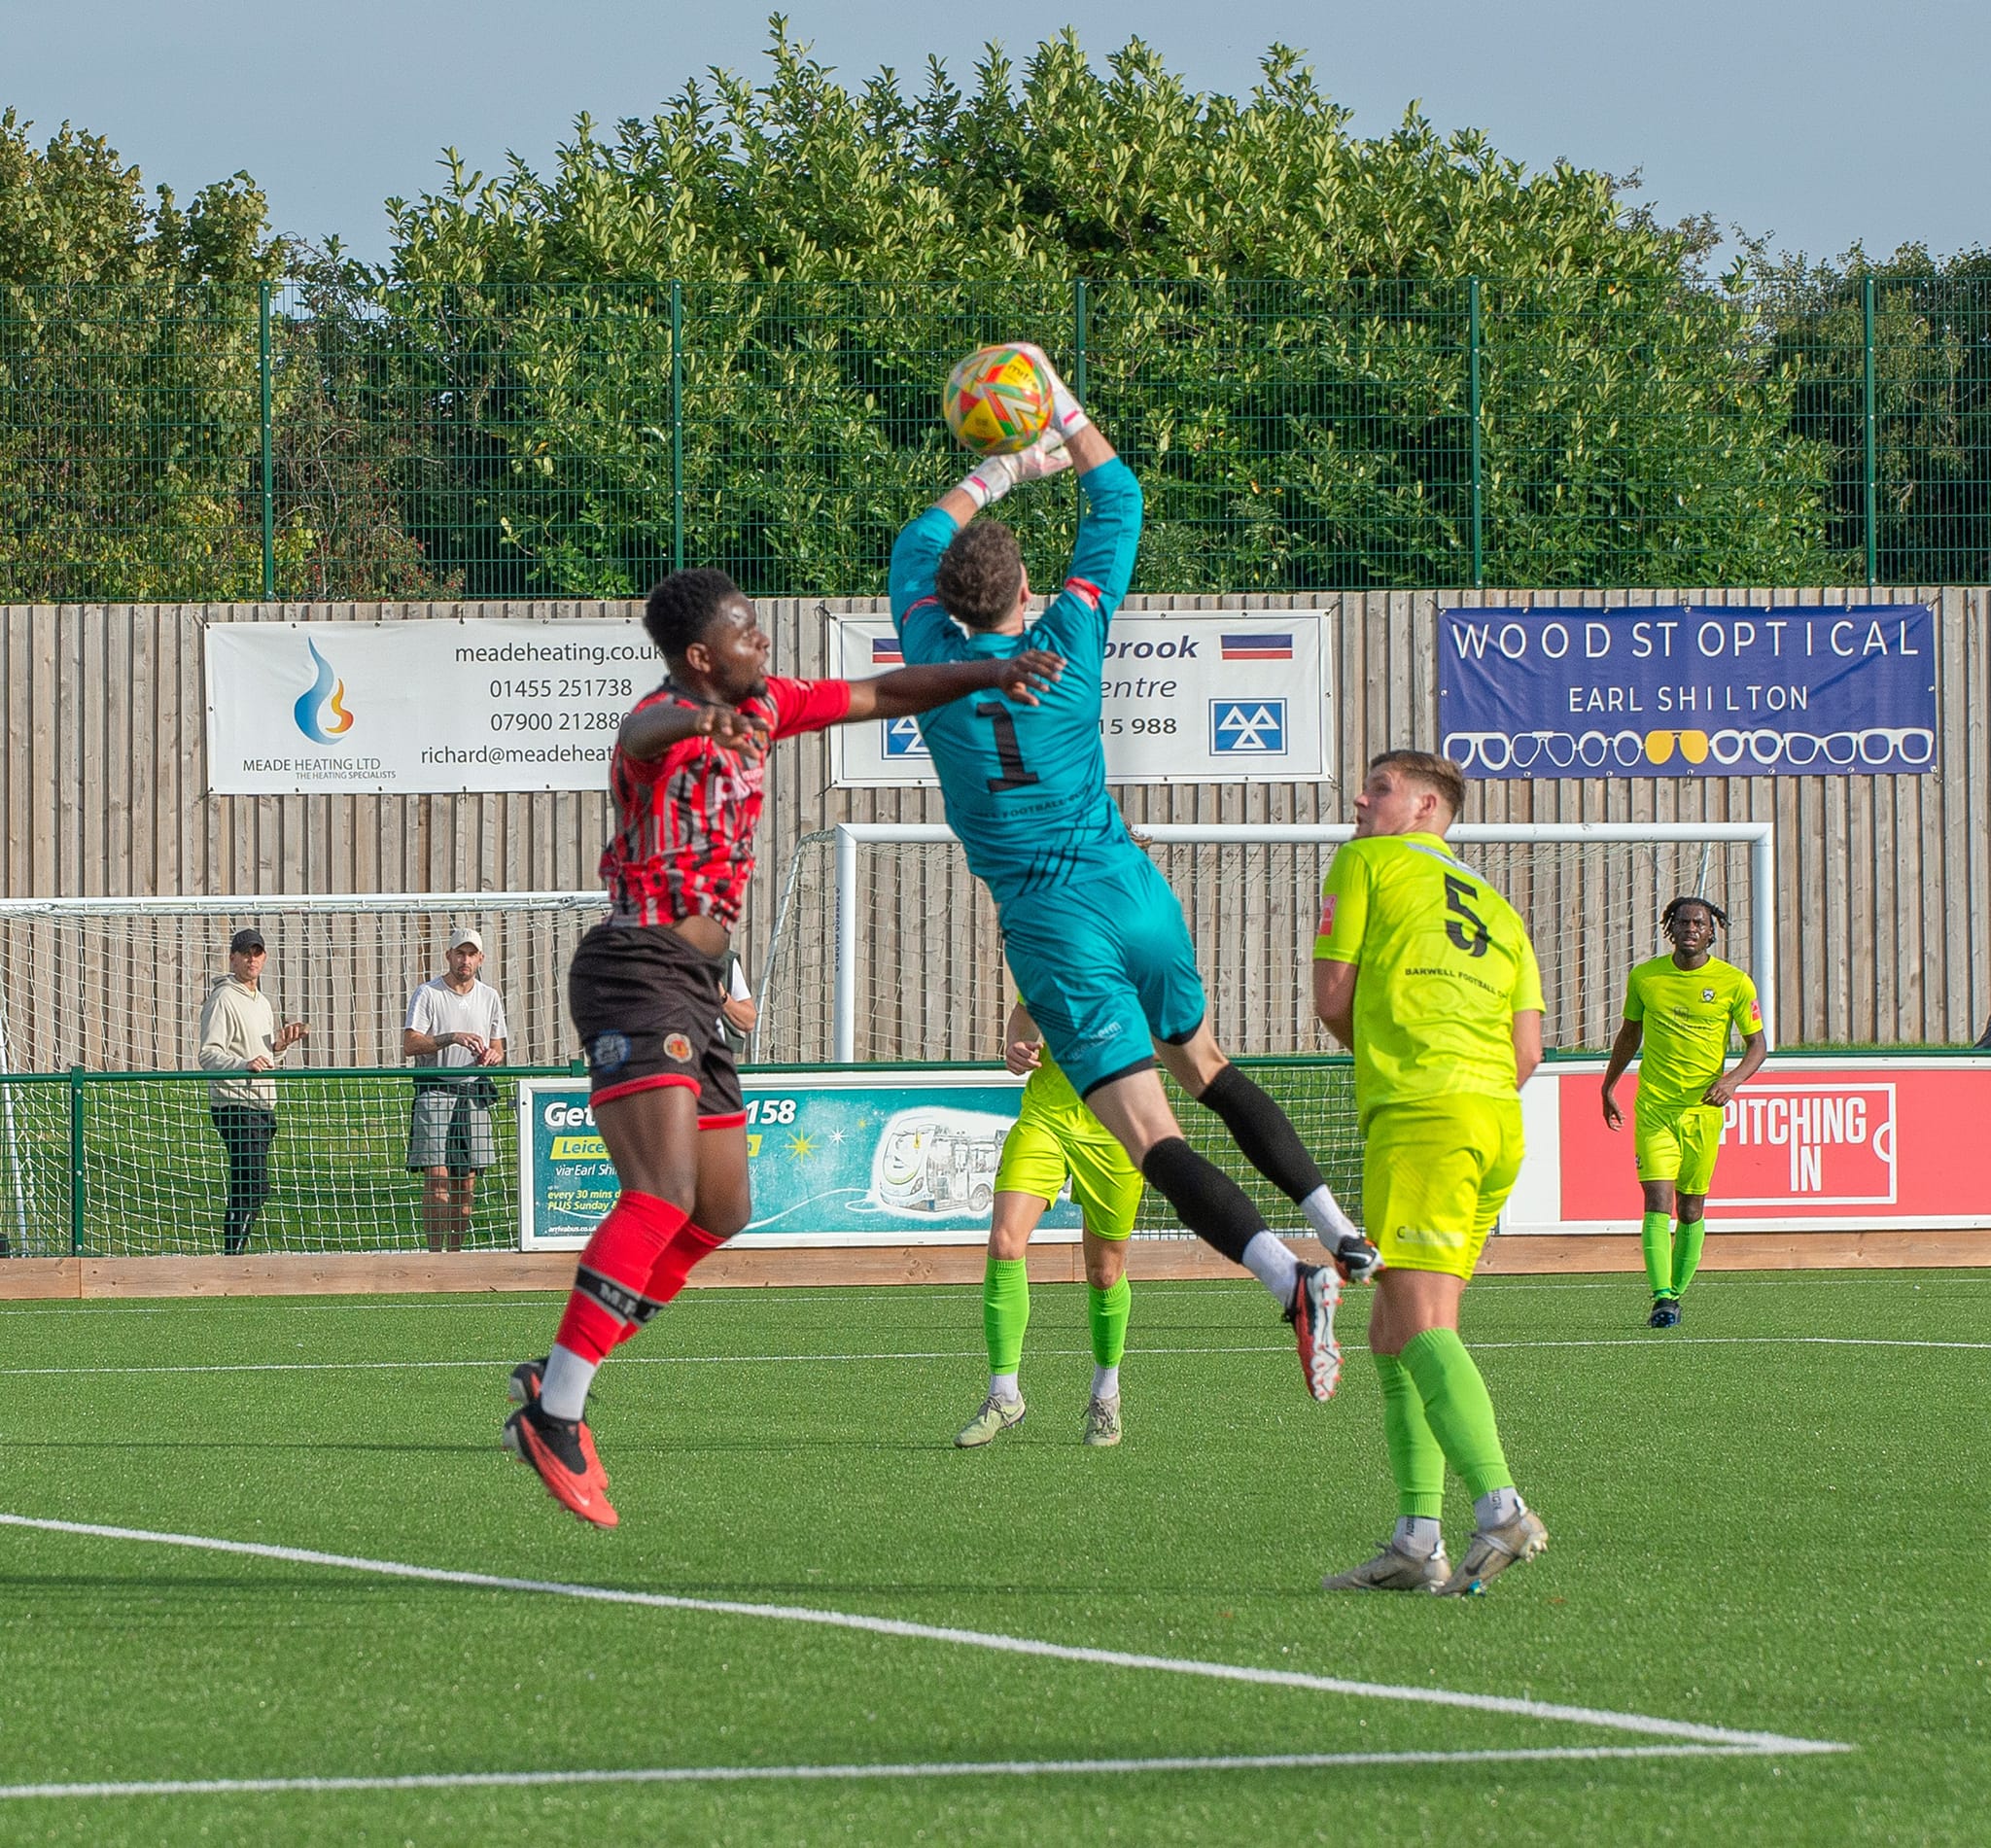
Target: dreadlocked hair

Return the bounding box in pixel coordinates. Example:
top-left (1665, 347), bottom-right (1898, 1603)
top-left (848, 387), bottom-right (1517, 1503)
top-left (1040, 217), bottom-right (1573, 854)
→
top-left (1661, 894), bottom-right (1729, 932)
top-left (644, 568), bottom-right (740, 659)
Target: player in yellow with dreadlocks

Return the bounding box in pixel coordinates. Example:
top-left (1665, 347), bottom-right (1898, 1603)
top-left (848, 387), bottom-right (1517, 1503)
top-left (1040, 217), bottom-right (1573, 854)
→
top-left (1600, 896), bottom-right (1768, 1328)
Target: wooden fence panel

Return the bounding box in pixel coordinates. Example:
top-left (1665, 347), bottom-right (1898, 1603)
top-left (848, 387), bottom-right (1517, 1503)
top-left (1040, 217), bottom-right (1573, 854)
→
top-left (0, 590), bottom-right (1980, 1067)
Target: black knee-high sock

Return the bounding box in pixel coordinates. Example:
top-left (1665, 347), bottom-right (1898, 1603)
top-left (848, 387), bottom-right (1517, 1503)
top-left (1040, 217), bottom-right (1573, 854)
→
top-left (1139, 1135), bottom-right (1264, 1266)
top-left (1198, 1063), bottom-right (1324, 1203)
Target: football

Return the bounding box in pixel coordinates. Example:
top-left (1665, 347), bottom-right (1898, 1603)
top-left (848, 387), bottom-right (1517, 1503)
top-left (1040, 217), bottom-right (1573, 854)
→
top-left (942, 343), bottom-right (1055, 455)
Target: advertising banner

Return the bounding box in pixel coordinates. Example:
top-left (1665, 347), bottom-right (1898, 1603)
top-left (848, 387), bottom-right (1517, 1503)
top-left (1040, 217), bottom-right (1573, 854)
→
top-left (828, 612), bottom-right (1331, 785)
top-left (1438, 605), bottom-right (1937, 779)
top-left (1505, 1057), bottom-right (1991, 1233)
top-left (518, 1070), bottom-right (1084, 1249)
top-left (205, 619), bottom-right (660, 793)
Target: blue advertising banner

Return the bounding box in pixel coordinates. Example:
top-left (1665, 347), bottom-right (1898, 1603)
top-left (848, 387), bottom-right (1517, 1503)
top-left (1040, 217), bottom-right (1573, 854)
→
top-left (1438, 606), bottom-right (1938, 778)
top-left (517, 1072), bottom-right (1085, 1248)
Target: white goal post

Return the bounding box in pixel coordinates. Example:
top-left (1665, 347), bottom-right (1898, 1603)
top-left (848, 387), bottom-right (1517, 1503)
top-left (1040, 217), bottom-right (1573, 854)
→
top-left (0, 890), bottom-right (607, 1074)
top-left (755, 821), bottom-right (1775, 1066)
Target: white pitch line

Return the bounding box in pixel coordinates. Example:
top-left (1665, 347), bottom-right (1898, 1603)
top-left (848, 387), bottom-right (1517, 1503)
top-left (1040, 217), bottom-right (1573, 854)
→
top-left (1, 1331), bottom-right (1986, 1381)
top-left (0, 1741), bottom-right (1832, 1803)
top-left (0, 1513), bottom-right (1844, 1757)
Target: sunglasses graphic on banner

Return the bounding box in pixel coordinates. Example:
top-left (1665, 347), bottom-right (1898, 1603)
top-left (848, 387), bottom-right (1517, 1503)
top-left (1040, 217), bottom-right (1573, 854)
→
top-left (1443, 727), bottom-right (1937, 773)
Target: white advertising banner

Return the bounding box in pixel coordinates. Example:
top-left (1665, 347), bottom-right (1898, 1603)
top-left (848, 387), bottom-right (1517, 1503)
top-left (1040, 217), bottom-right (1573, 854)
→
top-left (204, 619), bottom-right (660, 794)
top-left (827, 611), bottom-right (1331, 786)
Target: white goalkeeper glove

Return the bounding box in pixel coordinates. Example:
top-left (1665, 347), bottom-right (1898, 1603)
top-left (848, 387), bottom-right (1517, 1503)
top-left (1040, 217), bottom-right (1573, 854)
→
top-left (1011, 341), bottom-right (1093, 440)
top-left (956, 428), bottom-right (1071, 511)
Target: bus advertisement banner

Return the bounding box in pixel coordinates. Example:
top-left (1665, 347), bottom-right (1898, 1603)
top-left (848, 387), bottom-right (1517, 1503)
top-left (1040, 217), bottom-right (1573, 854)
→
top-left (517, 1070), bottom-right (1082, 1249)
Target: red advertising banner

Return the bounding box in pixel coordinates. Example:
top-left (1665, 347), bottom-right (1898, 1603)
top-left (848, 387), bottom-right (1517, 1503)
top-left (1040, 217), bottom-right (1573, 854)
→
top-left (1516, 1058), bottom-right (1991, 1232)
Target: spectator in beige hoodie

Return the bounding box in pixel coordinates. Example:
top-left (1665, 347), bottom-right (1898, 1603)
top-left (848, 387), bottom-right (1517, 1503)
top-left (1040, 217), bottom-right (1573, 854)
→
top-left (197, 927), bottom-right (308, 1255)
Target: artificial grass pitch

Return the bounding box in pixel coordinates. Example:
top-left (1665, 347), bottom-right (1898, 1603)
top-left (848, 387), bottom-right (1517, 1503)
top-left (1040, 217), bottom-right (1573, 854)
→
top-left (0, 1271), bottom-right (1985, 1845)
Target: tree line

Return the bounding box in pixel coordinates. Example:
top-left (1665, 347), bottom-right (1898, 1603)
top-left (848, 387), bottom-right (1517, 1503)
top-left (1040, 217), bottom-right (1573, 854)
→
top-left (2, 25), bottom-right (1985, 602)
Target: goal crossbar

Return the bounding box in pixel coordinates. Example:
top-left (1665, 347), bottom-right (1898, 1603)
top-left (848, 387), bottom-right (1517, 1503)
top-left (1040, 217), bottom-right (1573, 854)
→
top-left (825, 822), bottom-right (1776, 1062)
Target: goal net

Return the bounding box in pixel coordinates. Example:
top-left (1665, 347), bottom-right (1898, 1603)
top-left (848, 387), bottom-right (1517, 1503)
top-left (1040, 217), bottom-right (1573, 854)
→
top-left (0, 891), bottom-right (609, 1259)
top-left (756, 822), bottom-right (1774, 1238)
top-left (0, 890), bottom-right (606, 1073)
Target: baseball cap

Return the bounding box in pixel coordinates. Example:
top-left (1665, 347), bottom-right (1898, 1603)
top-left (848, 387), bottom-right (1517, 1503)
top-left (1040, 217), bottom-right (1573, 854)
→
top-left (229, 927), bottom-right (265, 955)
top-left (448, 927), bottom-right (483, 953)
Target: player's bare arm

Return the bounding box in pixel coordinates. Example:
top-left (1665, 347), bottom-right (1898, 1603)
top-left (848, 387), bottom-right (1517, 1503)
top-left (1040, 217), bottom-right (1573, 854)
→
top-left (1513, 1009), bottom-right (1544, 1088)
top-left (843, 651), bottom-right (1065, 720)
top-left (1004, 998), bottom-right (1043, 1075)
top-left (620, 698), bottom-right (768, 764)
top-left (1312, 958), bottom-right (1358, 1048)
top-left (1703, 1029), bottom-right (1768, 1108)
top-left (1599, 1017), bottom-right (1644, 1128)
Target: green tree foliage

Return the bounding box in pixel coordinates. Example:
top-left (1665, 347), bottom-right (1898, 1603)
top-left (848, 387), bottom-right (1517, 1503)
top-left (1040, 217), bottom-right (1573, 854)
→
top-left (0, 115), bottom-right (451, 602)
top-left (358, 22), bottom-right (1833, 597)
top-left (0, 110), bottom-right (283, 599)
top-left (1756, 242), bottom-right (1991, 583)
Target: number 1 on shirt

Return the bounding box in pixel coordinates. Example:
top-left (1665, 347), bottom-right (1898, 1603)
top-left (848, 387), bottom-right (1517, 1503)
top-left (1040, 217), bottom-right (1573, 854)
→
top-left (975, 701), bottom-right (1040, 793)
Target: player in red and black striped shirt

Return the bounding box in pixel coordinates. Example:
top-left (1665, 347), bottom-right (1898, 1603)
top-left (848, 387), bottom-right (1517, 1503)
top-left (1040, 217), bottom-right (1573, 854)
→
top-left (505, 566), bottom-right (1062, 1526)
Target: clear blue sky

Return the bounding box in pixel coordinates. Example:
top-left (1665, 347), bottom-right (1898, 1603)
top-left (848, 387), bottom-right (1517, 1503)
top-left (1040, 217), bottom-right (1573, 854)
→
top-left (5, 0), bottom-right (1982, 267)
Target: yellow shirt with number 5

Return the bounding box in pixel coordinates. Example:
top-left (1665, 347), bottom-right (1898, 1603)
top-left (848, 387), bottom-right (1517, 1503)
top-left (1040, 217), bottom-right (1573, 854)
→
top-left (1312, 832), bottom-right (1544, 1129)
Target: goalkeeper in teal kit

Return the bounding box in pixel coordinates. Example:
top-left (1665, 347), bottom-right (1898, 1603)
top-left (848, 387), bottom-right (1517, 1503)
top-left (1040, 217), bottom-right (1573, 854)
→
top-left (890, 346), bottom-right (1380, 1401)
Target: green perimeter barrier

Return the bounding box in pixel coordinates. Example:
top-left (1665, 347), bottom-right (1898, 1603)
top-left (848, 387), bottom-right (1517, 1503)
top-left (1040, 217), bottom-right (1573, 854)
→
top-left (0, 1051), bottom-right (1976, 1260)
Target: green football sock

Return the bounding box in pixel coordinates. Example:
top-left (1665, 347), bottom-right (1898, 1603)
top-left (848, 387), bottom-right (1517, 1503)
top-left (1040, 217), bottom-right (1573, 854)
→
top-left (1374, 1350), bottom-right (1445, 1519)
top-left (1400, 1327), bottom-right (1513, 1502)
top-left (1672, 1218), bottom-right (1706, 1298)
top-left (1087, 1274), bottom-right (1131, 1369)
top-left (1641, 1210), bottom-right (1675, 1297)
top-left (983, 1256), bottom-right (1030, 1377)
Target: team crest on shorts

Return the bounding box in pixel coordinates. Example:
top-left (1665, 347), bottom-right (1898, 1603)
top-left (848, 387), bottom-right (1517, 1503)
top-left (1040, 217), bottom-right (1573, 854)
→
top-left (663, 1032), bottom-right (694, 1063)
top-left (588, 1031), bottom-right (630, 1073)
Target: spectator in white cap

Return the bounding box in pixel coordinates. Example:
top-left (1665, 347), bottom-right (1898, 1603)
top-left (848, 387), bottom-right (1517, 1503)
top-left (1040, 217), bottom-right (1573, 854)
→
top-left (402, 926), bottom-right (509, 1252)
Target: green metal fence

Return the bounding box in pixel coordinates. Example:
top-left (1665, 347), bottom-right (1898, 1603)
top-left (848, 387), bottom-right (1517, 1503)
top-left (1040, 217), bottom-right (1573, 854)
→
top-left (4, 277), bottom-right (1989, 603)
top-left (0, 1060), bottom-right (1361, 1259)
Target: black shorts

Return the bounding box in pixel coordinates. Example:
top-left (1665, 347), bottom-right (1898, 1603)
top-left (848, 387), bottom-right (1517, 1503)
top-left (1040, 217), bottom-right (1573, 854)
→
top-left (568, 922), bottom-right (745, 1126)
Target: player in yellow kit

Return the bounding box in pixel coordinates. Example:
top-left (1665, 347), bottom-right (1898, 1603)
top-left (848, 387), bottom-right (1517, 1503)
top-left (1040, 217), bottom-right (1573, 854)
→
top-left (954, 997), bottom-right (1144, 1450)
top-left (1601, 896), bottom-right (1768, 1329)
top-left (1312, 750), bottom-right (1548, 1595)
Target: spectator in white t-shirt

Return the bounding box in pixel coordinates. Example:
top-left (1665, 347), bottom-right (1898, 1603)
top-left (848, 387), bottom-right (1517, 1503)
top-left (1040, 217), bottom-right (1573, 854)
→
top-left (718, 951), bottom-right (757, 1061)
top-left (402, 927), bottom-right (509, 1252)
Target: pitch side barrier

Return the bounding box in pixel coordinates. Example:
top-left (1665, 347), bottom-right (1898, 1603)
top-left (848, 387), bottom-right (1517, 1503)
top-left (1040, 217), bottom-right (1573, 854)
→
top-left (0, 1052), bottom-right (1982, 1297)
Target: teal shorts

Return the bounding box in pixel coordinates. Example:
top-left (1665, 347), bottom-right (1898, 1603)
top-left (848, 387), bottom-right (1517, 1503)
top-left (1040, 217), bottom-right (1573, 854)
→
top-left (999, 854), bottom-right (1206, 1099)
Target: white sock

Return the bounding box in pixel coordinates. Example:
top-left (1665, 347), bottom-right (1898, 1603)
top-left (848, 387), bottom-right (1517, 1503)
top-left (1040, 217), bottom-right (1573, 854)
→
top-left (1092, 1364), bottom-right (1120, 1401)
top-left (1299, 1184), bottom-right (1359, 1246)
top-left (1393, 1516), bottom-right (1444, 1558)
top-left (539, 1343), bottom-right (598, 1422)
top-left (1474, 1486), bottom-right (1524, 1530)
top-left (1241, 1230), bottom-right (1300, 1305)
top-left (989, 1372), bottom-right (1021, 1405)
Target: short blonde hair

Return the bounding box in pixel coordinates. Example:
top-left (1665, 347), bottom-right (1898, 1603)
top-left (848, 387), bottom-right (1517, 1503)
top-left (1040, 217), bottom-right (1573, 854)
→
top-left (1370, 749), bottom-right (1466, 820)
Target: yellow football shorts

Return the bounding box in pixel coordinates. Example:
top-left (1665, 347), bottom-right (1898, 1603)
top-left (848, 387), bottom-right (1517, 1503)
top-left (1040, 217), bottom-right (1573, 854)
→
top-left (1634, 1102), bottom-right (1725, 1196)
top-left (994, 1103), bottom-right (1143, 1240)
top-left (1361, 1096), bottom-right (1524, 1281)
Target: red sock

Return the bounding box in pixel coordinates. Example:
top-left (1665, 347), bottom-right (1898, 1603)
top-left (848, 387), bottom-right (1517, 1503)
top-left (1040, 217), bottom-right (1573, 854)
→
top-left (554, 1191), bottom-right (688, 1366)
top-left (644, 1221), bottom-right (729, 1308)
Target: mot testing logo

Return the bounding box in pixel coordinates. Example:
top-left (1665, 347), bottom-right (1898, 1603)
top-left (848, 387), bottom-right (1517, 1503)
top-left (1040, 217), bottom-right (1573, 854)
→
top-left (294, 640), bottom-right (356, 743)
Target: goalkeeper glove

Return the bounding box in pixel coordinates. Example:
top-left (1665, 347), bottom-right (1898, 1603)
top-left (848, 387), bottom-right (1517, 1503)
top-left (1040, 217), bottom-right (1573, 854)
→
top-left (1011, 342), bottom-right (1092, 440)
top-left (956, 429), bottom-right (1071, 511)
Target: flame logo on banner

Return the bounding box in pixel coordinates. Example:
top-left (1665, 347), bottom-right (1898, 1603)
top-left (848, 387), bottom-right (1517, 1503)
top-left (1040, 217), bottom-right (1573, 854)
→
top-left (294, 639), bottom-right (355, 743)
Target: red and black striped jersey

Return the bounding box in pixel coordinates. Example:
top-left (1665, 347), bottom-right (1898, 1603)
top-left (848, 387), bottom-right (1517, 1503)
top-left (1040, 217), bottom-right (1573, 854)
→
top-left (601, 677), bottom-right (852, 927)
